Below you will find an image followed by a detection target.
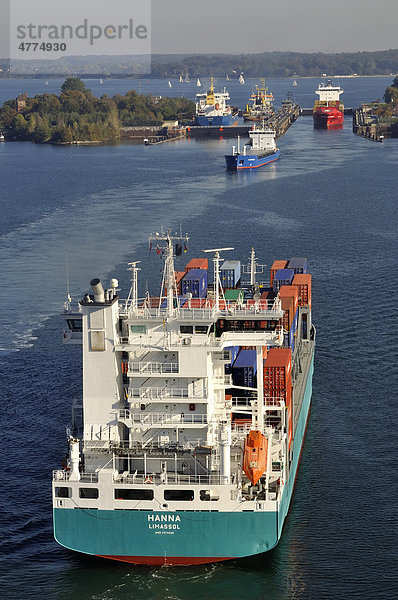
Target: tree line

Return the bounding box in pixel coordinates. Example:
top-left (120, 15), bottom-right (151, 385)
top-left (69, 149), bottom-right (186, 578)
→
top-left (0, 78), bottom-right (195, 143)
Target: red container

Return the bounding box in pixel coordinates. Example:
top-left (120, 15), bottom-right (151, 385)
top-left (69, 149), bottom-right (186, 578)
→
top-left (292, 274), bottom-right (312, 307)
top-left (270, 260), bottom-right (288, 286)
top-left (263, 348), bottom-right (292, 406)
top-left (280, 296), bottom-right (294, 331)
top-left (185, 298), bottom-right (207, 308)
top-left (165, 271), bottom-right (185, 295)
top-left (185, 258), bottom-right (208, 272)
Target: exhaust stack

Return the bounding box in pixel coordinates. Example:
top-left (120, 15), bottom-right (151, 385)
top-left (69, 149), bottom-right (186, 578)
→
top-left (90, 278), bottom-right (105, 303)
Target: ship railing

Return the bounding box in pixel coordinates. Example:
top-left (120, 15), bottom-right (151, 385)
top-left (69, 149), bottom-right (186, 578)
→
top-left (118, 410), bottom-right (208, 426)
top-left (213, 375), bottom-right (233, 386)
top-left (120, 298), bottom-right (282, 321)
top-left (110, 438), bottom-right (206, 453)
top-left (53, 470), bottom-right (99, 483)
top-left (128, 361), bottom-right (179, 375)
top-left (127, 387), bottom-right (208, 400)
top-left (231, 396), bottom-right (283, 408)
top-left (112, 472), bottom-right (229, 486)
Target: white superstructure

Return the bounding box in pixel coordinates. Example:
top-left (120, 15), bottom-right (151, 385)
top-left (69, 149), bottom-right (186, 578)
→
top-left (315, 80), bottom-right (344, 104)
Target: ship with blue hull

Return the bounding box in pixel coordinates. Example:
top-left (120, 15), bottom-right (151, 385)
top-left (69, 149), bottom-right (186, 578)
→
top-left (226, 124), bottom-right (280, 170)
top-left (54, 240), bottom-right (315, 566)
top-left (195, 78), bottom-right (237, 127)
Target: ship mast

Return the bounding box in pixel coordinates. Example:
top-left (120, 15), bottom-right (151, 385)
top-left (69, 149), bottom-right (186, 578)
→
top-left (149, 229), bottom-right (189, 317)
top-left (203, 247), bottom-right (234, 311)
top-left (126, 261), bottom-right (141, 315)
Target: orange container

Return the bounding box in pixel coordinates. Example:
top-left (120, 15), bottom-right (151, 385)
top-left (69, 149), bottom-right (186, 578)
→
top-left (185, 258), bottom-right (208, 272)
top-left (263, 348), bottom-right (292, 405)
top-left (278, 285), bottom-right (298, 315)
top-left (270, 260), bottom-right (288, 286)
top-left (280, 296), bottom-right (294, 331)
top-left (292, 274), bottom-right (312, 307)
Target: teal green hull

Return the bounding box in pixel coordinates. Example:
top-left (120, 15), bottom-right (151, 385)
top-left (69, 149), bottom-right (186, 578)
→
top-left (53, 356), bottom-right (314, 564)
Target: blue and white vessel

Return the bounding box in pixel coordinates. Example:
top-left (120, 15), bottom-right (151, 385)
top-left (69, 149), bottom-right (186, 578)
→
top-left (225, 124), bottom-right (280, 170)
top-left (195, 78), bottom-right (237, 126)
top-left (53, 237), bottom-right (315, 566)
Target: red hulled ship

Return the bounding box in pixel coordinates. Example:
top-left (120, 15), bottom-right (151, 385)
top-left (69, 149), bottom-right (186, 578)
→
top-left (313, 80), bottom-right (344, 128)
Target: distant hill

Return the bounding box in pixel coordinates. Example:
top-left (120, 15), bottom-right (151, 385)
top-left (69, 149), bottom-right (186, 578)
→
top-left (1, 49), bottom-right (397, 78)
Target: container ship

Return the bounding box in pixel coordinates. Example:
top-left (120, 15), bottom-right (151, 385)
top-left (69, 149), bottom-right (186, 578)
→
top-left (53, 234), bottom-right (315, 566)
top-left (243, 80), bottom-right (274, 122)
top-left (195, 78), bottom-right (237, 126)
top-left (313, 80), bottom-right (344, 128)
top-left (225, 124), bottom-right (280, 170)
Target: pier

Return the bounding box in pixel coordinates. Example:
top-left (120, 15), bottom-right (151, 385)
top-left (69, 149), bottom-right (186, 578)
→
top-left (352, 104), bottom-right (397, 142)
top-left (186, 103), bottom-right (301, 139)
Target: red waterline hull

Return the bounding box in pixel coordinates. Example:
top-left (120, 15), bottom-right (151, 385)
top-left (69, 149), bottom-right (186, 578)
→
top-left (98, 554), bottom-right (234, 566)
top-left (313, 106), bottom-right (344, 128)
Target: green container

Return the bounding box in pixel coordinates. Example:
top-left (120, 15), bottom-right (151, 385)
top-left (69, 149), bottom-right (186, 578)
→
top-left (224, 289), bottom-right (244, 302)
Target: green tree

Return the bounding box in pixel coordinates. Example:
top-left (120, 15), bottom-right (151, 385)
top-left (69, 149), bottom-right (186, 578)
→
top-left (61, 77), bottom-right (86, 93)
top-left (12, 113), bottom-right (29, 138)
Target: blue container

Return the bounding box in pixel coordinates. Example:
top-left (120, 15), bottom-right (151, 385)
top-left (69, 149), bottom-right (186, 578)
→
top-left (181, 269), bottom-right (208, 298)
top-left (272, 268), bottom-right (295, 292)
top-left (220, 260), bottom-right (241, 289)
top-left (225, 345), bottom-right (240, 374)
top-left (288, 257), bottom-right (308, 275)
top-left (283, 324), bottom-right (295, 353)
top-left (232, 349), bottom-right (257, 387)
top-left (160, 297), bottom-right (187, 309)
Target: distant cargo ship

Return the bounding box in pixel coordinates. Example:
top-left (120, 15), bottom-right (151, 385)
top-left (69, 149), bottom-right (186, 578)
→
top-left (243, 80), bottom-right (274, 122)
top-left (313, 80), bottom-right (344, 128)
top-left (225, 124), bottom-right (280, 170)
top-left (195, 78), bottom-right (237, 126)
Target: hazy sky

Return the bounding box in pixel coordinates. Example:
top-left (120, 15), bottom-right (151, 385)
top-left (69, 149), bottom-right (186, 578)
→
top-left (1, 0), bottom-right (397, 56)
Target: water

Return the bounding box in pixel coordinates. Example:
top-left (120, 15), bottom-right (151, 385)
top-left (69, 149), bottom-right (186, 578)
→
top-left (0, 78), bottom-right (397, 599)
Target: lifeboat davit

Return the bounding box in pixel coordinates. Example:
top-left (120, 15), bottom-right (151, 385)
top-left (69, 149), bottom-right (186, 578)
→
top-left (243, 430), bottom-right (268, 485)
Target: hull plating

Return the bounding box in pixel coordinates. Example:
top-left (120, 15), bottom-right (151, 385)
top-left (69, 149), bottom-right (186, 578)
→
top-left (53, 356), bottom-right (314, 566)
top-left (225, 150), bottom-right (280, 170)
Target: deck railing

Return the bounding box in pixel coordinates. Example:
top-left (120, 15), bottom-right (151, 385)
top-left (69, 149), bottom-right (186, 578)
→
top-left (118, 410), bottom-right (208, 426)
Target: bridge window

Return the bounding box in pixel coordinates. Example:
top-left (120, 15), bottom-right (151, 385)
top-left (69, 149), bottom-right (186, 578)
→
top-left (115, 489), bottom-right (154, 500)
top-left (130, 325), bottom-right (146, 334)
top-left (180, 325), bottom-right (193, 334)
top-left (66, 319), bottom-right (82, 332)
top-left (200, 490), bottom-right (219, 501)
top-left (194, 325), bottom-right (208, 334)
top-left (164, 489), bottom-right (194, 501)
top-left (55, 487), bottom-right (71, 498)
top-left (79, 488), bottom-right (99, 499)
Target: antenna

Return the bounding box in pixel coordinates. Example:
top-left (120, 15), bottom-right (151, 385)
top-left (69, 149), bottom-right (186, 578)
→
top-left (64, 246), bottom-right (71, 310)
top-left (126, 261), bottom-right (141, 314)
top-left (149, 229), bottom-right (189, 318)
top-left (203, 247), bottom-right (234, 311)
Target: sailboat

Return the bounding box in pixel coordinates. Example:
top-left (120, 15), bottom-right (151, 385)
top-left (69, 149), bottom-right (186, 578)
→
top-left (99, 78), bottom-right (103, 84)
top-left (292, 79), bottom-right (298, 87)
top-left (179, 75), bottom-right (183, 83)
top-left (168, 80), bottom-right (172, 88)
top-left (239, 73), bottom-right (245, 85)
top-left (196, 78), bottom-right (201, 87)
top-left (184, 72), bottom-right (190, 83)
top-left (226, 74), bottom-right (230, 81)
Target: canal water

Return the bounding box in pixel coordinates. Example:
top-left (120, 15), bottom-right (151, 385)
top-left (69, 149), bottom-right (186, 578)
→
top-left (0, 77), bottom-right (396, 599)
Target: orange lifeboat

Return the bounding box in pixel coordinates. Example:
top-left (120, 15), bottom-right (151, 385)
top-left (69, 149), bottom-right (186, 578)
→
top-left (243, 430), bottom-right (268, 485)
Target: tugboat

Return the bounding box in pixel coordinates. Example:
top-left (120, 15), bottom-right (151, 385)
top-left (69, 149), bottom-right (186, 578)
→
top-left (243, 80), bottom-right (274, 122)
top-left (313, 80), bottom-right (344, 128)
top-left (53, 236), bottom-right (315, 566)
top-left (225, 123), bottom-right (280, 170)
top-left (195, 78), bottom-right (237, 126)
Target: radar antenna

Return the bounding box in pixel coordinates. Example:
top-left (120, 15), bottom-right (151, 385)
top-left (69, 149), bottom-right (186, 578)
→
top-left (149, 229), bottom-right (189, 317)
top-left (203, 247), bottom-right (234, 311)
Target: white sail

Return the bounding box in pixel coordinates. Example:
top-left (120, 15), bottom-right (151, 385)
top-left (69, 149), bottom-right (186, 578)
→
top-left (239, 74), bottom-right (245, 85)
top-left (168, 80), bottom-right (172, 88)
top-left (197, 78), bottom-right (201, 87)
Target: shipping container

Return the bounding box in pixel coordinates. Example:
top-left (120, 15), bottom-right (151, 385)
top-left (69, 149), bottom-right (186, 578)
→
top-left (165, 271), bottom-right (185, 295)
top-left (272, 269), bottom-right (295, 292)
top-left (292, 273), bottom-right (312, 307)
top-left (220, 260), bottom-right (241, 289)
top-left (181, 268), bottom-right (208, 298)
top-left (287, 257), bottom-right (308, 274)
top-left (225, 289), bottom-right (244, 303)
top-left (185, 258), bottom-right (208, 272)
top-left (263, 348), bottom-right (292, 407)
top-left (260, 288), bottom-right (275, 300)
top-left (270, 260), bottom-right (288, 286)
top-left (184, 298), bottom-right (206, 308)
top-left (232, 349), bottom-right (257, 388)
top-left (160, 296), bottom-right (187, 308)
